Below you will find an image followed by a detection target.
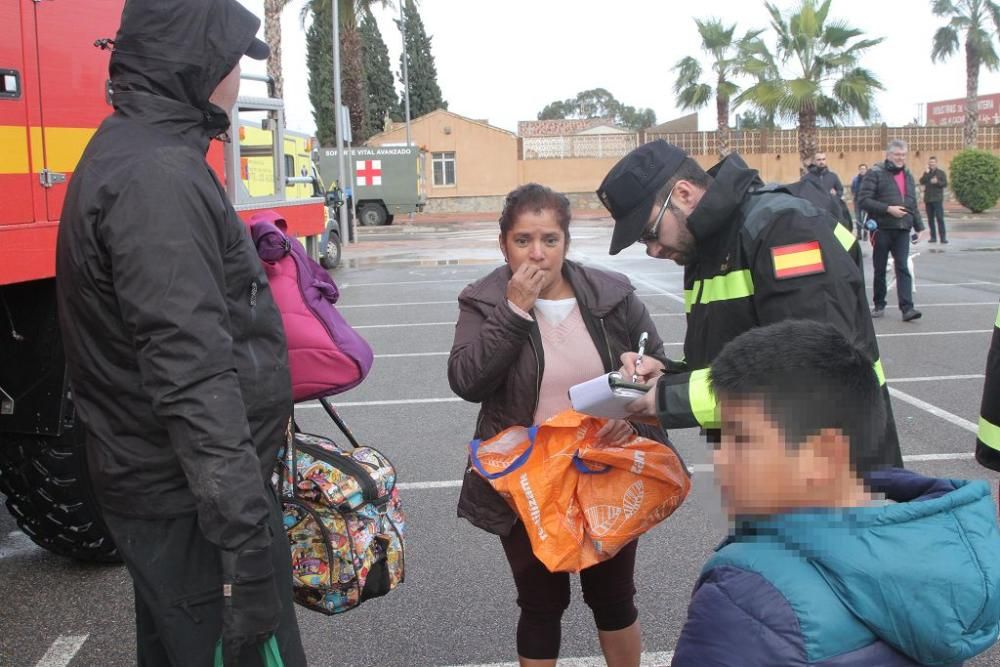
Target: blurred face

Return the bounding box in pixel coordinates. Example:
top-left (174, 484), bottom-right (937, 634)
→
top-left (638, 181), bottom-right (701, 266)
top-left (501, 208), bottom-right (568, 292)
top-left (714, 395), bottom-right (831, 517)
top-left (888, 146), bottom-right (907, 169)
top-left (814, 153), bottom-right (828, 168)
top-left (928, 158), bottom-right (938, 170)
top-left (209, 63), bottom-right (241, 117)
top-left (858, 164), bottom-right (868, 175)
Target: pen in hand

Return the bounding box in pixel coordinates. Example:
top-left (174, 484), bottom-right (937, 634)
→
top-left (632, 331), bottom-right (649, 383)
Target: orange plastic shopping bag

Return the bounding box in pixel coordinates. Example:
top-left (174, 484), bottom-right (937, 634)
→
top-left (470, 410), bottom-right (691, 573)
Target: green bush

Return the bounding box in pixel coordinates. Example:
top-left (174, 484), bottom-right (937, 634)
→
top-left (950, 149), bottom-right (1000, 213)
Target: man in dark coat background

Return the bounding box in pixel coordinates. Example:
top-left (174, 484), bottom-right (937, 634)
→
top-left (858, 138), bottom-right (926, 322)
top-left (55, 0), bottom-right (306, 664)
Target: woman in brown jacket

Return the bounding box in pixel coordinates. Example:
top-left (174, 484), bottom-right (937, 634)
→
top-left (448, 183), bottom-right (674, 667)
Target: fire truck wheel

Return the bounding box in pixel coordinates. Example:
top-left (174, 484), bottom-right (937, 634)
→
top-left (321, 233), bottom-right (342, 270)
top-left (0, 431), bottom-right (120, 563)
top-left (358, 203), bottom-right (388, 227)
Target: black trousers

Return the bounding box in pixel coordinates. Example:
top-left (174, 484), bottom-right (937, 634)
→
top-left (872, 228), bottom-right (914, 311)
top-left (500, 520), bottom-right (639, 660)
top-left (103, 490), bottom-right (306, 667)
top-left (925, 201), bottom-right (947, 241)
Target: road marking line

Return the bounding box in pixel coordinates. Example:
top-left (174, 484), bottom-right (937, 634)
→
top-left (35, 635), bottom-right (88, 667)
top-left (296, 397), bottom-right (464, 409)
top-left (890, 374), bottom-right (984, 383)
top-left (877, 329), bottom-right (991, 338)
top-left (341, 279), bottom-right (472, 287)
top-left (441, 650), bottom-right (674, 667)
top-left (905, 453), bottom-right (975, 462)
top-left (354, 321), bottom-right (454, 329)
top-left (912, 282), bottom-right (999, 287)
top-left (888, 387), bottom-right (979, 433)
top-left (375, 352), bottom-right (451, 358)
top-left (917, 302), bottom-right (999, 307)
top-left (0, 530), bottom-right (39, 559)
top-left (593, 262), bottom-right (686, 304)
top-left (339, 300), bottom-right (455, 309)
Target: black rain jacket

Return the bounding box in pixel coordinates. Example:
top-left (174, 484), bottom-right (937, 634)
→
top-left (55, 0), bottom-right (289, 552)
top-left (858, 160), bottom-right (925, 232)
top-left (655, 154), bottom-right (902, 469)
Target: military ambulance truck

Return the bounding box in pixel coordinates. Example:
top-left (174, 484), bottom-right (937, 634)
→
top-left (318, 145), bottom-right (426, 226)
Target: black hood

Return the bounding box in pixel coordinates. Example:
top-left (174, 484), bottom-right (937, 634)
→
top-left (686, 154), bottom-right (764, 241)
top-left (109, 0), bottom-right (261, 116)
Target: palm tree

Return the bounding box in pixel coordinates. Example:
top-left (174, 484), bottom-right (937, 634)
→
top-left (736, 0), bottom-right (884, 169)
top-left (263, 0), bottom-right (292, 98)
top-left (301, 1), bottom-right (389, 144)
top-left (930, 0), bottom-right (1000, 148)
top-left (672, 19), bottom-right (762, 157)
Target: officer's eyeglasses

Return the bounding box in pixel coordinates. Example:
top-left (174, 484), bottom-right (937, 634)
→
top-left (637, 185), bottom-right (676, 245)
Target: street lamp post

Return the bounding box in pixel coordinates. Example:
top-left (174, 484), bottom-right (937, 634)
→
top-left (332, 0), bottom-right (350, 243)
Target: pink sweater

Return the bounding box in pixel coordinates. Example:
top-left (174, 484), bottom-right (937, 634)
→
top-left (509, 300), bottom-right (604, 424)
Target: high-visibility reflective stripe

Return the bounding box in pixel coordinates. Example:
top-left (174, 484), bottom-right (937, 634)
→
top-left (698, 270), bottom-right (754, 307)
top-left (689, 368), bottom-right (720, 429)
top-left (684, 281), bottom-right (700, 314)
top-left (979, 416), bottom-right (1000, 451)
top-left (994, 304), bottom-right (1000, 328)
top-left (834, 223), bottom-right (856, 253)
top-left (873, 359), bottom-right (886, 386)
top-left (0, 126), bottom-right (30, 174)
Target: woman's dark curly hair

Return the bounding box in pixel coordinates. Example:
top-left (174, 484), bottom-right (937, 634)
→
top-left (498, 183), bottom-right (572, 242)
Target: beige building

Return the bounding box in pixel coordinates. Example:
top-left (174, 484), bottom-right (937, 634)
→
top-left (368, 110), bottom-right (1000, 213)
top-left (366, 110), bottom-right (518, 211)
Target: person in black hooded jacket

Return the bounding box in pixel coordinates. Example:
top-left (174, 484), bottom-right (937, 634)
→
top-left (55, 1), bottom-right (305, 665)
top-left (596, 141), bottom-right (903, 471)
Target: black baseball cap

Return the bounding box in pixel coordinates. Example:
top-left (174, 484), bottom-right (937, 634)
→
top-left (245, 36), bottom-right (269, 60)
top-left (597, 140), bottom-right (688, 255)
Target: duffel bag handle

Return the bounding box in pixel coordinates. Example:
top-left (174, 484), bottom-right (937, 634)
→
top-left (469, 426), bottom-right (538, 480)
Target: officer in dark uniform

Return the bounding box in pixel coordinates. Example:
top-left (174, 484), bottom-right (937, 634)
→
top-left (975, 302), bottom-right (1000, 474)
top-left (597, 141), bottom-right (903, 469)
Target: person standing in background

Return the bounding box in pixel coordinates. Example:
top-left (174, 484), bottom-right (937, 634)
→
top-left (851, 163), bottom-right (869, 240)
top-left (920, 156), bottom-right (949, 244)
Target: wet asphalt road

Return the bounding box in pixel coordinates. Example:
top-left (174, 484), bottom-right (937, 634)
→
top-left (2, 217), bottom-right (999, 667)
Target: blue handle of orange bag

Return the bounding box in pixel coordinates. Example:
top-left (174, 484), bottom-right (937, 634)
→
top-left (572, 451), bottom-right (613, 475)
top-left (469, 426), bottom-right (538, 480)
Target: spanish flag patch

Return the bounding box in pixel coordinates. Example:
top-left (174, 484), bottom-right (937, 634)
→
top-left (771, 241), bottom-right (825, 279)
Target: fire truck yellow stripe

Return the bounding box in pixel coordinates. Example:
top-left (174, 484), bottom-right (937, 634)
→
top-left (0, 126), bottom-right (96, 175)
top-left (42, 127), bottom-right (96, 172)
top-left (29, 127), bottom-right (97, 174)
top-left (0, 126), bottom-right (30, 174)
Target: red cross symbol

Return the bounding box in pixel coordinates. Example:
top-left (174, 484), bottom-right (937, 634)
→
top-left (356, 160), bottom-right (382, 186)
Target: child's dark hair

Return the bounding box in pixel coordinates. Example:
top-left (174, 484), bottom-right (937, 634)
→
top-left (709, 320), bottom-right (887, 476)
top-left (499, 183), bottom-right (572, 241)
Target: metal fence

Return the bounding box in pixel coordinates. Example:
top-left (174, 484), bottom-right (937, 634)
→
top-left (519, 125), bottom-right (1000, 160)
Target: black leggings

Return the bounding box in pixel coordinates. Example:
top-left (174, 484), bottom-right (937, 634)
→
top-left (500, 520), bottom-right (639, 660)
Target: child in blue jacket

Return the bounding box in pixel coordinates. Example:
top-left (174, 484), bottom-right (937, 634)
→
top-left (672, 320), bottom-right (1000, 667)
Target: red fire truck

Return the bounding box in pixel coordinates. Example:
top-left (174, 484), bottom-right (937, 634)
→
top-left (0, 0), bottom-right (326, 561)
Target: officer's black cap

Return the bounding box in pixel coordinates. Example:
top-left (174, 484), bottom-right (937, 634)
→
top-left (597, 140), bottom-right (688, 255)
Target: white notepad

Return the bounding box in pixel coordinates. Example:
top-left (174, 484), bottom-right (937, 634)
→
top-left (568, 372), bottom-right (649, 419)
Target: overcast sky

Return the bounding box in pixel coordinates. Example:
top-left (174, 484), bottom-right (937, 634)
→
top-left (237, 0), bottom-right (1000, 137)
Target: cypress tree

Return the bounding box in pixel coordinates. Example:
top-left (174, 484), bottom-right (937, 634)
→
top-left (305, 2), bottom-right (337, 146)
top-left (360, 7), bottom-right (399, 140)
top-left (396, 0), bottom-right (446, 119)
